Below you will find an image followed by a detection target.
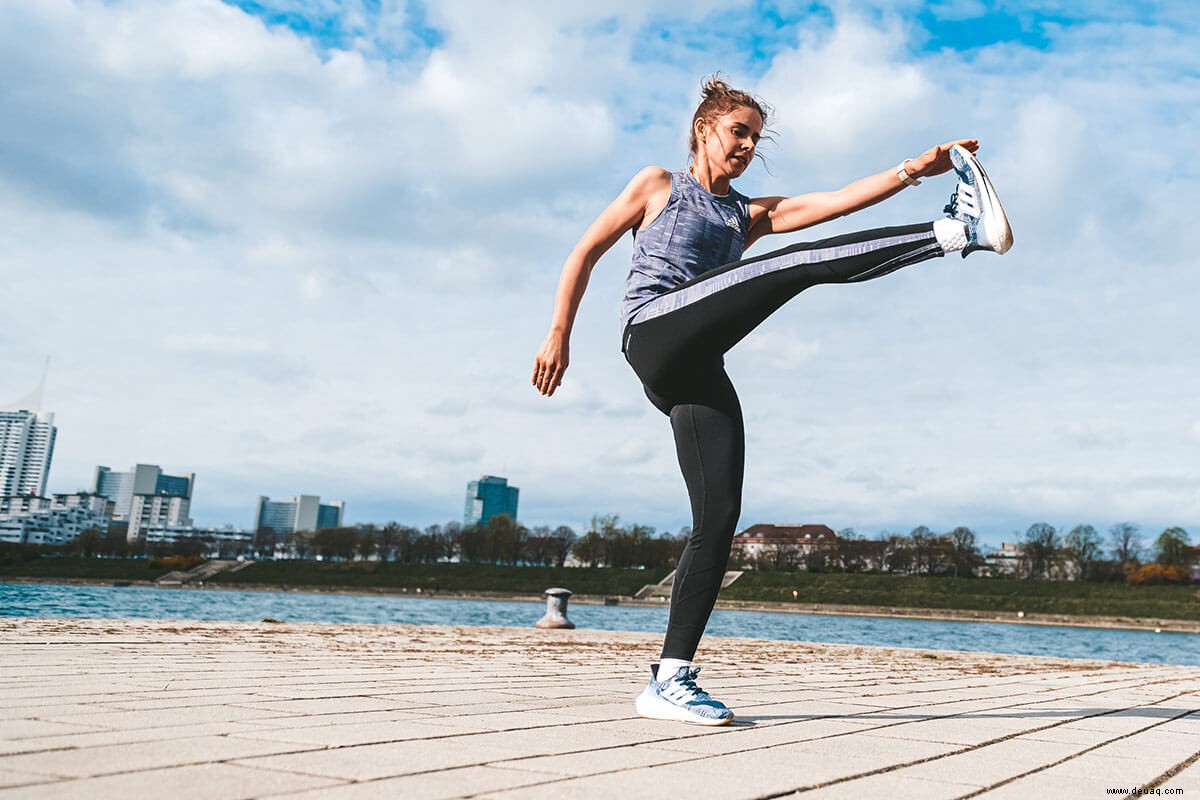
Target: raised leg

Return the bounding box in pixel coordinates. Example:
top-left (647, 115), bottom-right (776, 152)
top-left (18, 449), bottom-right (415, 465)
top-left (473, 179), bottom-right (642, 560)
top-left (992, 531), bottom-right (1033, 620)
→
top-left (625, 223), bottom-right (942, 384)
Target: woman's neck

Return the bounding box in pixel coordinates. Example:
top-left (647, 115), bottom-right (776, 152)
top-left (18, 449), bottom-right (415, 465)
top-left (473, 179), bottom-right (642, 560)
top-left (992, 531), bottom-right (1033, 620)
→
top-left (689, 159), bottom-right (731, 197)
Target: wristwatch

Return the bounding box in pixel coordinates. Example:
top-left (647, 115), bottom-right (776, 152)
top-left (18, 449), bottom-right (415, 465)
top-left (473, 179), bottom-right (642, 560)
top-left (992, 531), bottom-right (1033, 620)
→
top-left (896, 161), bottom-right (921, 186)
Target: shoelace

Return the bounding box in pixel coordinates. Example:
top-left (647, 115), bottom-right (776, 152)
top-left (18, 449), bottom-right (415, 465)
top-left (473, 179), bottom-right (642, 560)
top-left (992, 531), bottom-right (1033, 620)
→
top-left (664, 667), bottom-right (712, 702)
top-left (944, 182), bottom-right (980, 219)
top-left (943, 190), bottom-right (958, 217)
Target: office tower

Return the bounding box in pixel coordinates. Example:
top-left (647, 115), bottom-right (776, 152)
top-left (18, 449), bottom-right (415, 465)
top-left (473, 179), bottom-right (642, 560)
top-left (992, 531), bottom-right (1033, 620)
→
top-left (253, 495), bottom-right (344, 537)
top-left (0, 410), bottom-right (57, 498)
top-left (463, 475), bottom-right (519, 527)
top-left (92, 464), bottom-right (194, 521)
top-left (1, 367), bottom-right (56, 498)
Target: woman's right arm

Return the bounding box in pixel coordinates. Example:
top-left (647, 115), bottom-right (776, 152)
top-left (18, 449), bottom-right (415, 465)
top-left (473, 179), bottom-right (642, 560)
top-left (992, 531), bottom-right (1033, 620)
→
top-left (532, 167), bottom-right (670, 397)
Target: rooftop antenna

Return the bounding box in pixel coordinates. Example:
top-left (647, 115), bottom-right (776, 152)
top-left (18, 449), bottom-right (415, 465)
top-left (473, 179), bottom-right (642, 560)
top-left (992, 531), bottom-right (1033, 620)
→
top-left (2, 357), bottom-right (49, 412)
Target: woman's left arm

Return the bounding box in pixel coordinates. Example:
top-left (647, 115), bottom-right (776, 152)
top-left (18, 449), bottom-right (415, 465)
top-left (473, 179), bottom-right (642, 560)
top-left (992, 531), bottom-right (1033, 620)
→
top-left (745, 138), bottom-right (977, 248)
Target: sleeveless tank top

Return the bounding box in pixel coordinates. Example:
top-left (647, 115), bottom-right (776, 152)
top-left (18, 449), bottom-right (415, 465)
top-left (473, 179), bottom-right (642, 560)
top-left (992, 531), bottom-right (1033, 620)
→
top-left (621, 168), bottom-right (751, 331)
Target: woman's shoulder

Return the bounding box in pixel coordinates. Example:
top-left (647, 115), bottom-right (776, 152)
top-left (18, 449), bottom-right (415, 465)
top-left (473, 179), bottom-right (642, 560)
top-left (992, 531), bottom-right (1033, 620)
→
top-left (628, 166), bottom-right (674, 190)
top-left (617, 166), bottom-right (674, 208)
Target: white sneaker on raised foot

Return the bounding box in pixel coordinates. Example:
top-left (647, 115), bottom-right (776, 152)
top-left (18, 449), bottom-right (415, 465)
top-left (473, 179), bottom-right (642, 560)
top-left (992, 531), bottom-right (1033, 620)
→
top-left (635, 664), bottom-right (734, 726)
top-left (945, 144), bottom-right (1013, 257)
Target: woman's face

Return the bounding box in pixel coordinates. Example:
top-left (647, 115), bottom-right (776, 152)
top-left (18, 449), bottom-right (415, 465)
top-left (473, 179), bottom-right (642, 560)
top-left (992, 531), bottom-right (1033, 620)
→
top-left (697, 105), bottom-right (763, 179)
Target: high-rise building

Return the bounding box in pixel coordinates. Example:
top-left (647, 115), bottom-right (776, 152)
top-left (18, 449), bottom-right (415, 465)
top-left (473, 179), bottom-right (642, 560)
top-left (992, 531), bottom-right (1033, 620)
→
top-left (1, 368), bottom-right (57, 498)
top-left (253, 495), bottom-right (344, 537)
top-left (92, 464), bottom-right (194, 522)
top-left (463, 475), bottom-right (519, 527)
top-left (0, 411), bottom-right (57, 498)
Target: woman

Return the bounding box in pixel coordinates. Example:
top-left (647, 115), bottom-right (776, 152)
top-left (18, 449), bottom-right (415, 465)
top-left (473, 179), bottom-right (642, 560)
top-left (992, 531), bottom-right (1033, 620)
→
top-left (531, 79), bottom-right (1011, 725)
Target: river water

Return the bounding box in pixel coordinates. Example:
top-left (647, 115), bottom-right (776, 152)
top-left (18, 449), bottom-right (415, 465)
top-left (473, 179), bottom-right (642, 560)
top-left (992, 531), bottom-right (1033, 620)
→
top-left (1, 582), bottom-right (1194, 666)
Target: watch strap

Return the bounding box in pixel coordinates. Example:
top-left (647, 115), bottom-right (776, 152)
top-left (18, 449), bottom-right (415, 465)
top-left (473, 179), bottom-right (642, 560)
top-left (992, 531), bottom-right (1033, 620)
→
top-left (896, 161), bottom-right (921, 186)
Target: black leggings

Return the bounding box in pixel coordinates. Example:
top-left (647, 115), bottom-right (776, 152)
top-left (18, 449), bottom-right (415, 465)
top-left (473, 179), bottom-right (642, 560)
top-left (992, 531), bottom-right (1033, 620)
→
top-left (624, 223), bottom-right (942, 661)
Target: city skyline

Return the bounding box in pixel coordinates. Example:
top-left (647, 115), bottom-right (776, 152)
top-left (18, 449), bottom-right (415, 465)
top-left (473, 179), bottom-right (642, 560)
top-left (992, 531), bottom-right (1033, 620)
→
top-left (2, 1), bottom-right (1197, 547)
top-left (3, 379), bottom-right (353, 538)
top-left (2, 382), bottom-right (1182, 553)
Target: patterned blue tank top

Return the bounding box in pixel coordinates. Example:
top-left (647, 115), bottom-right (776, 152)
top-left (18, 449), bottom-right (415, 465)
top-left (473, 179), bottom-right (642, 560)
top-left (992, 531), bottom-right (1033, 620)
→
top-left (621, 168), bottom-right (751, 331)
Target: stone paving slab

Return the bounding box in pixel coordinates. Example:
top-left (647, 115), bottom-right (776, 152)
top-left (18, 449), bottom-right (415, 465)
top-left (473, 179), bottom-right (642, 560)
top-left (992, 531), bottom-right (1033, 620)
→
top-left (0, 617), bottom-right (1197, 799)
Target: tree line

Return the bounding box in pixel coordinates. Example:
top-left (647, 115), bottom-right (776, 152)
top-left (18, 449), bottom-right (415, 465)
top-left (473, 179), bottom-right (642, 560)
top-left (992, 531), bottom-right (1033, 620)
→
top-left (1013, 522), bottom-right (1192, 583)
top-left (740, 522), bottom-right (1193, 584)
top-left (257, 514), bottom-right (582, 568)
top-left (267, 514), bottom-right (687, 569)
top-left (737, 525), bottom-right (985, 577)
top-left (4, 514), bottom-right (1193, 586)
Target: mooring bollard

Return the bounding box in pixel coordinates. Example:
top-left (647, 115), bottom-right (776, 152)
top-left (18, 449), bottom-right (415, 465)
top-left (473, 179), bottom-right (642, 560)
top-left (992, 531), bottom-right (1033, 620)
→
top-left (535, 587), bottom-right (575, 629)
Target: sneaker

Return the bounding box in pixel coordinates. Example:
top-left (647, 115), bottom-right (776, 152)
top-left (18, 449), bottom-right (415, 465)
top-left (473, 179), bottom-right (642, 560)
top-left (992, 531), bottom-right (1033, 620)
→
top-left (945, 144), bottom-right (1013, 257)
top-left (635, 664), bottom-right (734, 726)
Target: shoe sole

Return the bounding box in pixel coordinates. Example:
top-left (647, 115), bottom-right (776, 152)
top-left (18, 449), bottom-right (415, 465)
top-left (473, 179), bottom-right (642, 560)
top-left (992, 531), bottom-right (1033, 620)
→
top-left (950, 145), bottom-right (1013, 255)
top-left (635, 690), bottom-right (734, 726)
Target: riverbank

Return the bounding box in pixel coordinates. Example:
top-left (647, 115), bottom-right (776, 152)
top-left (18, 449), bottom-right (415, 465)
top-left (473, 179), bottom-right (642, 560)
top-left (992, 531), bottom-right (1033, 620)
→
top-left (6, 576), bottom-right (1199, 635)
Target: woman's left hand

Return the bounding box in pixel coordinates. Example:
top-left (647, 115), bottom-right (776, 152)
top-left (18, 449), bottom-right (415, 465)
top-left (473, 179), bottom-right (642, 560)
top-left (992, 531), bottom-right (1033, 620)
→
top-left (907, 139), bottom-right (979, 179)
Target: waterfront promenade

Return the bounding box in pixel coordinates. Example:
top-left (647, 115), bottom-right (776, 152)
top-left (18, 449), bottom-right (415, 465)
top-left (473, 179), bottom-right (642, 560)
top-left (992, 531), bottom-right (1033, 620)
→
top-left (0, 617), bottom-right (1197, 798)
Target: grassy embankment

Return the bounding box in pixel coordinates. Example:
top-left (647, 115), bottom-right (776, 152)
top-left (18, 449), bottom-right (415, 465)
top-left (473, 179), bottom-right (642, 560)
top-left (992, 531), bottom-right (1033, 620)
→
top-left (3, 558), bottom-right (1197, 621)
top-left (0, 558), bottom-right (168, 583)
top-left (720, 571), bottom-right (1200, 621)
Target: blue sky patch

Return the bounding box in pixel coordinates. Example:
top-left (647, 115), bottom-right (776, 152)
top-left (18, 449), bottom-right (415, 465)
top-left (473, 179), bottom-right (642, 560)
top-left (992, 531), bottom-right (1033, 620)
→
top-left (222, 0), bottom-right (444, 60)
top-left (631, 1), bottom-right (833, 76)
top-left (916, 7), bottom-right (1060, 53)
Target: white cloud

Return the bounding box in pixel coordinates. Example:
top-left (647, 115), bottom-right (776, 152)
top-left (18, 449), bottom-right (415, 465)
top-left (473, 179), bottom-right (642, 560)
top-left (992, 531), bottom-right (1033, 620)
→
top-left (756, 15), bottom-right (932, 162)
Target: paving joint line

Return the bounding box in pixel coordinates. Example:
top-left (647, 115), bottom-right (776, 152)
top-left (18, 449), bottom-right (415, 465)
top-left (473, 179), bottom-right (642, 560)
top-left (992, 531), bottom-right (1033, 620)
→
top-left (955, 706), bottom-right (1200, 799)
top-left (0, 740), bottom-right (337, 787)
top-left (734, 671), bottom-right (1197, 725)
top-left (1131, 743), bottom-right (1200, 797)
top-left (749, 689), bottom-right (1200, 799)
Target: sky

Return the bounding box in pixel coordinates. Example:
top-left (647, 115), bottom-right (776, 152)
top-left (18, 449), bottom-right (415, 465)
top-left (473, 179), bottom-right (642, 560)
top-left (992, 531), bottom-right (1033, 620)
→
top-left (2, 0), bottom-right (1197, 550)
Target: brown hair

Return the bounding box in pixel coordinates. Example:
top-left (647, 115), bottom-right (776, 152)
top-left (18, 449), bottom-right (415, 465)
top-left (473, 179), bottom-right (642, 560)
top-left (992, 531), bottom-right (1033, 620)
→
top-left (689, 76), bottom-right (772, 155)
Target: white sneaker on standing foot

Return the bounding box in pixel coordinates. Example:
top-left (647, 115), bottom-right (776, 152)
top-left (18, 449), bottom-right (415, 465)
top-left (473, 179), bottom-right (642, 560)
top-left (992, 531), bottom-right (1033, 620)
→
top-left (945, 144), bottom-right (1013, 257)
top-left (635, 664), bottom-right (734, 726)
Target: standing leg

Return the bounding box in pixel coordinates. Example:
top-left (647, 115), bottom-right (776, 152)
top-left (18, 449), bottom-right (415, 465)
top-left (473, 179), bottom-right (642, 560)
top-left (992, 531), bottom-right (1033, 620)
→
top-left (661, 366), bottom-right (744, 662)
top-left (633, 361), bottom-right (742, 726)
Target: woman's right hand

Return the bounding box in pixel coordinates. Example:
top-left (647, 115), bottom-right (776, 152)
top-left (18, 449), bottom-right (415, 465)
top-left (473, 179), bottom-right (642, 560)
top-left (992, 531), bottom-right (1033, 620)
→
top-left (532, 332), bottom-right (569, 397)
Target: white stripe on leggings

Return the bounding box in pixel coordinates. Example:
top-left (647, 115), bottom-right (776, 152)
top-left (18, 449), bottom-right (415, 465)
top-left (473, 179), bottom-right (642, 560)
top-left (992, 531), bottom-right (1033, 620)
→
top-left (628, 230), bottom-right (933, 325)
